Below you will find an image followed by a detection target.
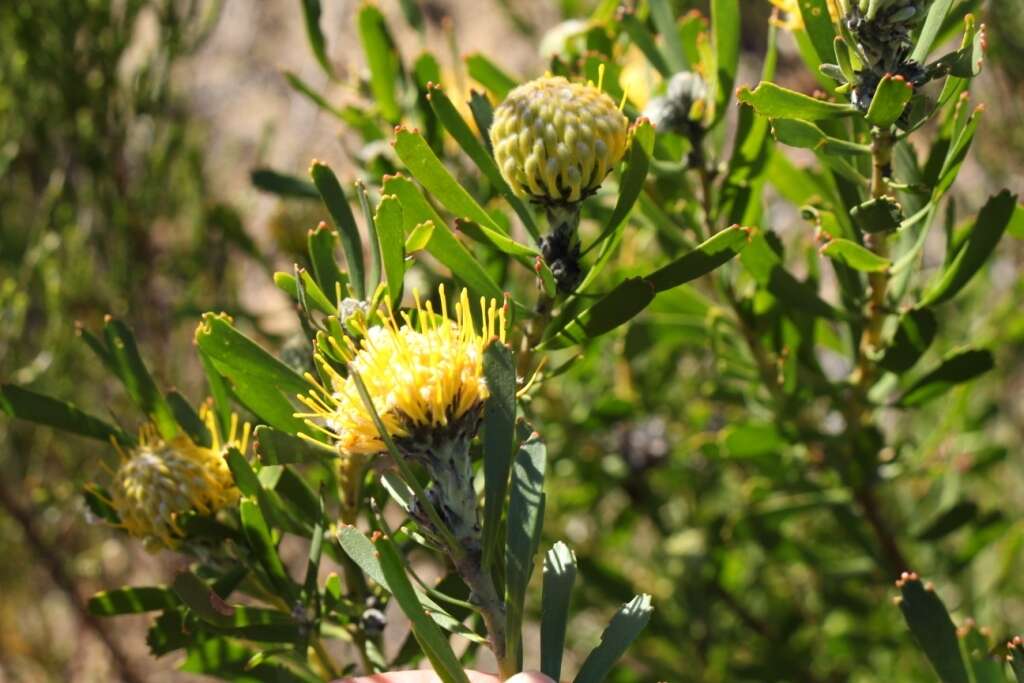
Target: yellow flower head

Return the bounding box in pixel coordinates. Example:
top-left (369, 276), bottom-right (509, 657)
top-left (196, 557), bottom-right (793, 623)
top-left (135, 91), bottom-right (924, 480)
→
top-left (108, 409), bottom-right (248, 551)
top-left (299, 286), bottom-right (507, 456)
top-left (490, 75), bottom-right (629, 205)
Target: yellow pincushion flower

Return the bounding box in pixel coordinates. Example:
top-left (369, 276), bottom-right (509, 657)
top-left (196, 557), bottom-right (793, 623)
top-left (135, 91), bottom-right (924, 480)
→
top-left (298, 286), bottom-right (506, 456)
top-left (490, 76), bottom-right (629, 205)
top-left (107, 409), bottom-right (248, 551)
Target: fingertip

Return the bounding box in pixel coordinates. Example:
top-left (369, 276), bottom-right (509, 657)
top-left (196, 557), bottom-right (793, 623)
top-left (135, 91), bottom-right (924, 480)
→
top-left (505, 673), bottom-right (557, 683)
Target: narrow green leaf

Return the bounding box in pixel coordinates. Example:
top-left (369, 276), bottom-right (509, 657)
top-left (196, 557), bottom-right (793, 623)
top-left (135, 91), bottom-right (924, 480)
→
top-left (911, 0), bottom-right (955, 64)
top-left (381, 175), bottom-right (505, 301)
top-left (585, 120), bottom-right (654, 256)
top-left (898, 348), bottom-right (994, 407)
top-left (469, 90), bottom-right (496, 153)
top-left (506, 427), bottom-right (547, 671)
top-left (103, 319), bottom-right (177, 439)
top-left (544, 278), bottom-right (656, 348)
top-left (337, 525), bottom-right (390, 589)
top-left (373, 534), bottom-right (470, 683)
top-left (541, 542), bottom-right (577, 681)
top-left (482, 342), bottom-right (517, 572)
top-left (357, 2), bottom-right (401, 123)
top-left (166, 391), bottom-right (212, 447)
top-left (647, 226), bottom-right (750, 292)
top-left (618, 9), bottom-right (671, 78)
top-left (896, 573), bottom-right (969, 683)
top-left (427, 85), bottom-right (540, 240)
top-left (299, 0), bottom-right (333, 77)
top-left (920, 190), bottom-right (1017, 306)
top-left (866, 74), bottom-right (915, 128)
top-left (573, 594), bottom-right (654, 683)
top-left (915, 501), bottom-right (978, 541)
top-left (961, 623), bottom-right (1003, 683)
top-left (738, 82), bottom-right (856, 120)
top-left (284, 71), bottom-right (343, 118)
top-left (172, 570), bottom-right (235, 627)
top-left (711, 0), bottom-right (740, 120)
top-left (934, 105), bottom-right (983, 198)
top-left (310, 161), bottom-right (365, 299)
top-left (307, 222), bottom-right (347, 304)
top-left (1, 384), bottom-right (130, 444)
top-left (84, 485), bottom-right (121, 525)
top-left (820, 238), bottom-right (892, 272)
top-left (649, 0), bottom-right (687, 72)
top-left (253, 425), bottom-right (334, 465)
top-left (798, 0), bottom-right (838, 66)
top-left (251, 168), bottom-right (319, 199)
top-left (356, 181), bottom-right (382, 290)
top-left (1009, 638), bottom-right (1024, 683)
top-left (770, 118), bottom-right (871, 156)
top-left (465, 53), bottom-right (518, 99)
top-left (373, 194), bottom-right (407, 304)
top-left (89, 586), bottom-right (179, 616)
top-left (240, 498), bottom-right (296, 601)
top-left (195, 314), bottom-right (310, 433)
top-left (880, 308), bottom-right (938, 374)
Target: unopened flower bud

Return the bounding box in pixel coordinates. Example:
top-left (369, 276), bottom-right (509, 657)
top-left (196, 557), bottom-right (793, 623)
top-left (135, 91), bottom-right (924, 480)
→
top-left (490, 76), bottom-right (629, 205)
top-left (642, 71), bottom-right (707, 139)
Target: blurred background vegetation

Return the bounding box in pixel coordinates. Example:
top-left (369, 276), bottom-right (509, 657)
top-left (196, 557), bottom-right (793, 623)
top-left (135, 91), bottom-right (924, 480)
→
top-left (1, 0), bottom-right (1022, 680)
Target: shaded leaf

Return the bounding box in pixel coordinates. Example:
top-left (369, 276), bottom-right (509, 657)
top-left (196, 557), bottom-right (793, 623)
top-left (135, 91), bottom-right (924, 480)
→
top-left (896, 573), bottom-right (969, 683)
top-left (898, 349), bottom-right (994, 407)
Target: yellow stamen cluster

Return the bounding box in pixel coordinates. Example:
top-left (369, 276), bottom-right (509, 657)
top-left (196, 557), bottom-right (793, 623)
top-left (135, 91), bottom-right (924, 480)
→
top-left (299, 286), bottom-right (507, 456)
top-left (490, 76), bottom-right (629, 205)
top-left (108, 410), bottom-right (247, 551)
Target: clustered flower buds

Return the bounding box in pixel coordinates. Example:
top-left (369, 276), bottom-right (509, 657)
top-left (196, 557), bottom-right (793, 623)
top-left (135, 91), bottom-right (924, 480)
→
top-left (490, 76), bottom-right (628, 206)
top-left (108, 419), bottom-right (243, 551)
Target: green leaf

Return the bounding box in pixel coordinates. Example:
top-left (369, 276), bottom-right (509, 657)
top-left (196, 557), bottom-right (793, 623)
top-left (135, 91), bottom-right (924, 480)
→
top-left (545, 278), bottom-right (656, 348)
top-left (284, 71), bottom-right (344, 119)
top-left (88, 586), bottom-right (179, 616)
top-left (769, 118), bottom-right (871, 156)
top-left (373, 194), bottom-right (407, 304)
top-left (738, 82), bottom-right (856, 120)
top-left (172, 570), bottom-right (235, 627)
top-left (573, 594), bottom-right (654, 683)
top-left (482, 343), bottom-right (517, 572)
top-left (307, 222), bottom-right (347, 304)
top-left (866, 74), bottom-right (915, 128)
top-left (898, 348), bottom-right (994, 407)
top-left (506, 427), bottom-right (547, 671)
top-left (381, 175), bottom-right (505, 301)
top-left (465, 53), bottom-right (518, 99)
top-left (880, 308), bottom-right (938, 374)
top-left (820, 238), bottom-right (891, 272)
top-left (195, 314), bottom-right (310, 434)
top-left (711, 0), bottom-right (740, 120)
top-left (240, 498), bottom-right (297, 601)
top-left (181, 637), bottom-right (316, 681)
top-left (357, 181), bottom-right (382, 290)
top-left (960, 623), bottom-right (1003, 683)
top-left (618, 9), bottom-right (671, 78)
top-left (934, 105), bottom-right (983, 198)
top-left (427, 85), bottom-right (540, 241)
top-left (0, 384), bottom-right (130, 444)
top-left (896, 573), bottom-right (969, 683)
top-left (541, 542), bottom-right (577, 681)
top-left (166, 391), bottom-right (212, 447)
top-left (310, 161), bottom-right (365, 299)
top-left (920, 190), bottom-right (1017, 306)
top-left (649, 0), bottom-right (687, 72)
top-left (469, 90), bottom-right (496, 153)
top-left (253, 425), bottom-right (333, 465)
top-left (915, 501), bottom-right (978, 541)
top-left (392, 128), bottom-right (527, 249)
top-left (102, 319), bottom-right (177, 439)
top-left (647, 225), bottom-right (750, 292)
top-left (84, 486), bottom-right (121, 525)
top-left (337, 525), bottom-right (390, 589)
top-left (798, 0), bottom-right (838, 67)
top-left (1009, 639), bottom-right (1024, 683)
top-left (251, 168), bottom-right (319, 199)
top-left (911, 0), bottom-right (955, 64)
top-left (373, 534), bottom-right (470, 683)
top-left (299, 0), bottom-right (333, 77)
top-left (585, 120), bottom-right (654, 256)
top-left (357, 2), bottom-right (401, 123)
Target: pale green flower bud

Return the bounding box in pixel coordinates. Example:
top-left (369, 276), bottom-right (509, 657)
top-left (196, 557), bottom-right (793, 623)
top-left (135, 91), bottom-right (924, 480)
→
top-left (490, 76), bottom-right (629, 205)
top-left (109, 422), bottom-right (242, 551)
